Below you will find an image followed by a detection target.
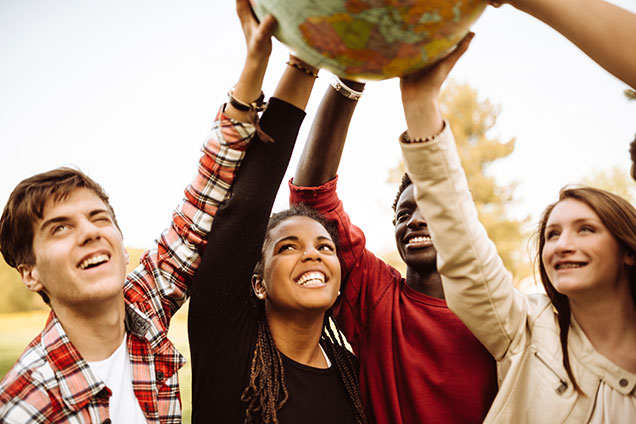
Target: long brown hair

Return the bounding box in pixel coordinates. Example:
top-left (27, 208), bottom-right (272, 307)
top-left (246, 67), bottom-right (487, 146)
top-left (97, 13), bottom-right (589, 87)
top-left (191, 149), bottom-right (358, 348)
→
top-left (242, 205), bottom-right (366, 424)
top-left (537, 186), bottom-right (636, 391)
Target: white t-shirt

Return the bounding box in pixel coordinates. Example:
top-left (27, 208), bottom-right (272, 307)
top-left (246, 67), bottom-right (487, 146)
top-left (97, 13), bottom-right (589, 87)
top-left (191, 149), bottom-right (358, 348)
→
top-left (87, 335), bottom-right (147, 423)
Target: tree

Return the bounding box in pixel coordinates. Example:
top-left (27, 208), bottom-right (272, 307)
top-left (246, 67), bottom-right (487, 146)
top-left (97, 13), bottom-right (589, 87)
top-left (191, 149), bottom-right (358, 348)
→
top-left (386, 81), bottom-right (530, 278)
top-left (581, 166), bottom-right (636, 203)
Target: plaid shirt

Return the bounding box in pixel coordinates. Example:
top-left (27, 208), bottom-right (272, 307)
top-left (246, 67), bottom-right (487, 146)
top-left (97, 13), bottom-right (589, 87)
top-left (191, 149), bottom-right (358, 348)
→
top-left (0, 109), bottom-right (255, 424)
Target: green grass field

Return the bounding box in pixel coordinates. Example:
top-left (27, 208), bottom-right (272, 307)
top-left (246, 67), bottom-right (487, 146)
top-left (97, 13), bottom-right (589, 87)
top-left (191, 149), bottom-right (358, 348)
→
top-left (0, 306), bottom-right (193, 423)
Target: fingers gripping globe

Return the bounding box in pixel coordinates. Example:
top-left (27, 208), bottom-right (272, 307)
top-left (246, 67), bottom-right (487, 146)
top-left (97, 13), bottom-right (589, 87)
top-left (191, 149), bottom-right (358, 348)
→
top-left (251, 0), bottom-right (487, 80)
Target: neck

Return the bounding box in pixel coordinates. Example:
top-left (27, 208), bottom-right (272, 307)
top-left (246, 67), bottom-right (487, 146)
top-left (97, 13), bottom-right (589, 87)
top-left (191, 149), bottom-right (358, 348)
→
top-left (405, 266), bottom-right (445, 299)
top-left (265, 308), bottom-right (328, 368)
top-left (52, 293), bottom-right (127, 362)
top-left (570, 285), bottom-right (636, 372)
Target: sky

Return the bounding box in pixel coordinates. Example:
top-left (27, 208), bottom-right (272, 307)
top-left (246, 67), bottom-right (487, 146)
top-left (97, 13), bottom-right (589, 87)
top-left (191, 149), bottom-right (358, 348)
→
top-left (1, 0), bottom-right (635, 260)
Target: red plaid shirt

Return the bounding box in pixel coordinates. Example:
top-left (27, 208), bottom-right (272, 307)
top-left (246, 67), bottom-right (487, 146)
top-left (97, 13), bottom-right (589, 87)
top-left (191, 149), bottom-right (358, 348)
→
top-left (0, 109), bottom-right (255, 424)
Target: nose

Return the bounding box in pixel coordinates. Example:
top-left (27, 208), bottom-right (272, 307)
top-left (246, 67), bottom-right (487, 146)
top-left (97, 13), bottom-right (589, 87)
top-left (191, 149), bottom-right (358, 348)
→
top-left (78, 219), bottom-right (101, 246)
top-left (301, 247), bottom-right (322, 262)
top-left (553, 230), bottom-right (575, 254)
top-left (407, 209), bottom-right (427, 229)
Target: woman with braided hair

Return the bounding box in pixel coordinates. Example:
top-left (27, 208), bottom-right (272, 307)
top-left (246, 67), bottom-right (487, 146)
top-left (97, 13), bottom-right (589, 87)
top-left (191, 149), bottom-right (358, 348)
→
top-left (186, 1), bottom-right (364, 422)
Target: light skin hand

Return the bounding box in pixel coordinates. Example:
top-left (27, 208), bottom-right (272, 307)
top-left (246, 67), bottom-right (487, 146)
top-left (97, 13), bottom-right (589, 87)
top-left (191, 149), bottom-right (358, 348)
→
top-left (400, 32), bottom-right (474, 140)
top-left (226, 0), bottom-right (277, 121)
top-left (271, 55), bottom-right (319, 111)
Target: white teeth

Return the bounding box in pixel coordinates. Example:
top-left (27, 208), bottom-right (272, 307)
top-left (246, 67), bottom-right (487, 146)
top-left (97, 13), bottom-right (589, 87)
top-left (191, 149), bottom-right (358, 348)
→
top-left (79, 254), bottom-right (109, 270)
top-left (556, 263), bottom-right (584, 269)
top-left (408, 236), bottom-right (431, 244)
top-left (297, 271), bottom-right (325, 286)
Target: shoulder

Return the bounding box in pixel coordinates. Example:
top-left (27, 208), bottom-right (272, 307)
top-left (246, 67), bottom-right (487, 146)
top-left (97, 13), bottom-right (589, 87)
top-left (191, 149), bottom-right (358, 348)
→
top-left (0, 337), bottom-right (58, 420)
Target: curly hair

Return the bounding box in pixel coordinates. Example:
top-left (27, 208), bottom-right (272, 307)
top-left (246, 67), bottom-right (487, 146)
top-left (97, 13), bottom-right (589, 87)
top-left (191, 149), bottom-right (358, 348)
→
top-left (391, 173), bottom-right (412, 212)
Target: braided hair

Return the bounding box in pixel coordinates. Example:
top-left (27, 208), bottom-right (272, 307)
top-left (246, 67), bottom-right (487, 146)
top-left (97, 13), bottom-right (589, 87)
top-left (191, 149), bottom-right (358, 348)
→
top-left (241, 204), bottom-right (366, 424)
top-left (630, 133), bottom-right (636, 181)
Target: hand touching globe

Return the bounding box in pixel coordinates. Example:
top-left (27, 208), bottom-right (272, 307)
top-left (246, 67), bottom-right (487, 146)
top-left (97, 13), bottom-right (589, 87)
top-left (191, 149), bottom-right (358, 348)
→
top-left (251, 0), bottom-right (487, 80)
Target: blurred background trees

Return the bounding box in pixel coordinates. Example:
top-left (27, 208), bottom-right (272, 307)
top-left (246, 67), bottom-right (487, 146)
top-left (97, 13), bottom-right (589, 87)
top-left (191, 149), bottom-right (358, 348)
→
top-left (387, 80), bottom-right (530, 279)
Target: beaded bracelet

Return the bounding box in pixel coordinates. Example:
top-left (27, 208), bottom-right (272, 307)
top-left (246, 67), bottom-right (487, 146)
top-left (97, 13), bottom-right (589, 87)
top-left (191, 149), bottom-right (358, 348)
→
top-left (330, 75), bottom-right (364, 101)
top-left (399, 121), bottom-right (446, 144)
top-left (286, 60), bottom-right (319, 78)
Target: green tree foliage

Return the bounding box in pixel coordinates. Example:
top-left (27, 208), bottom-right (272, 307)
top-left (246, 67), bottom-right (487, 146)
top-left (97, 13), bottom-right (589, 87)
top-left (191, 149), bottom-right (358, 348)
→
top-left (387, 81), bottom-right (529, 278)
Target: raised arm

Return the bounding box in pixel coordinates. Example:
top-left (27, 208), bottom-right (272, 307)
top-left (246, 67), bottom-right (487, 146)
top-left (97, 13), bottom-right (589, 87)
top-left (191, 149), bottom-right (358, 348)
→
top-left (398, 34), bottom-right (530, 358)
top-left (188, 0), bottom-right (319, 317)
top-left (292, 78), bottom-right (365, 187)
top-left (494, 0), bottom-right (636, 89)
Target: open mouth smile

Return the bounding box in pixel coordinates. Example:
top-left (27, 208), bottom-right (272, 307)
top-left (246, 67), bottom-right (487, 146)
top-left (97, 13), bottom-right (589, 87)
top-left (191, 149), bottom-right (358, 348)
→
top-left (406, 235), bottom-right (433, 249)
top-left (554, 262), bottom-right (586, 270)
top-left (78, 253), bottom-right (110, 270)
top-left (296, 271), bottom-right (326, 287)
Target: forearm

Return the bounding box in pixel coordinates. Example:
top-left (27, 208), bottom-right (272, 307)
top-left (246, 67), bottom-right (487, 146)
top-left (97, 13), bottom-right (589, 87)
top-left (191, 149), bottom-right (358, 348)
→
top-left (507, 0), bottom-right (636, 89)
top-left (272, 58), bottom-right (318, 111)
top-left (399, 128), bottom-right (525, 358)
top-left (401, 95), bottom-right (444, 141)
top-left (293, 79), bottom-right (365, 187)
top-left (191, 98), bottom-right (305, 311)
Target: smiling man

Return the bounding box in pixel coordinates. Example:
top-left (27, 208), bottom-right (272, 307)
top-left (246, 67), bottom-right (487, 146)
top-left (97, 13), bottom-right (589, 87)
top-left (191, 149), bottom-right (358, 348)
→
top-left (0, 118), bottom-right (255, 423)
top-left (289, 75), bottom-right (497, 424)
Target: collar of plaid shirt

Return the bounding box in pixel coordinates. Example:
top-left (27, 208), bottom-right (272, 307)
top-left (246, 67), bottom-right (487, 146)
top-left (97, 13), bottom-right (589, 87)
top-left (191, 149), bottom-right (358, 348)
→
top-left (39, 302), bottom-right (182, 414)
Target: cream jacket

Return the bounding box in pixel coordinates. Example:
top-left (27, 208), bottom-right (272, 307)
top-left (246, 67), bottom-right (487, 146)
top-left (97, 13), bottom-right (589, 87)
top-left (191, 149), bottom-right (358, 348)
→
top-left (400, 124), bottom-right (636, 423)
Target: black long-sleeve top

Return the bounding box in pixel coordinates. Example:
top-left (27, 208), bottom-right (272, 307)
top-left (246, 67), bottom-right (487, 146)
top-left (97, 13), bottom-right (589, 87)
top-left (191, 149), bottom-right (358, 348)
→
top-left (188, 98), bottom-right (357, 423)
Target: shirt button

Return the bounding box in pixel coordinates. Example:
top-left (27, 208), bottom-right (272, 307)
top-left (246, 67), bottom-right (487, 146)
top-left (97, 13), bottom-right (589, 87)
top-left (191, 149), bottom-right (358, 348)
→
top-left (156, 371), bottom-right (165, 381)
top-left (619, 378), bottom-right (629, 387)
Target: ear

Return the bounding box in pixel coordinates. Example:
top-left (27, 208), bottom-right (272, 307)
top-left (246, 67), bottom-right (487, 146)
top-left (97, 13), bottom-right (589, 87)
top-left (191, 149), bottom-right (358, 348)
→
top-left (17, 264), bottom-right (45, 293)
top-left (124, 248), bottom-right (130, 266)
top-left (625, 250), bottom-right (636, 266)
top-left (251, 274), bottom-right (267, 300)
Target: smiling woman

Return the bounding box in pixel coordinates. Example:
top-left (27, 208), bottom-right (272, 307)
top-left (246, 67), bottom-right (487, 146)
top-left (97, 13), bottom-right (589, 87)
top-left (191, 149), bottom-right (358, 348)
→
top-left (184, 2), bottom-right (364, 423)
top-left (398, 55), bottom-right (636, 421)
top-left (186, 80), bottom-right (365, 423)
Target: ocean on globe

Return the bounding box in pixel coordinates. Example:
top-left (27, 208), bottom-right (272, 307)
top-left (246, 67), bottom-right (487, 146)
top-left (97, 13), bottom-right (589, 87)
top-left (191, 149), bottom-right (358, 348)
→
top-left (250, 0), bottom-right (487, 81)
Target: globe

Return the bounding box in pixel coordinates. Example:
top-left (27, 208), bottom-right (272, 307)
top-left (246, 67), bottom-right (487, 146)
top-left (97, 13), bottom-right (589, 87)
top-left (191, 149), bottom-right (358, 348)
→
top-left (251, 0), bottom-right (487, 81)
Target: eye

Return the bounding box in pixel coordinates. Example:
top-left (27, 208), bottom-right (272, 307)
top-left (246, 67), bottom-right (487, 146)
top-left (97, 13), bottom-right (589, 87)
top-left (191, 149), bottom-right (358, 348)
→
top-left (52, 224), bottom-right (69, 235)
top-left (579, 225), bottom-right (596, 233)
top-left (277, 243), bottom-right (297, 253)
top-left (317, 243), bottom-right (335, 252)
top-left (546, 229), bottom-right (560, 240)
top-left (395, 210), bottom-right (411, 223)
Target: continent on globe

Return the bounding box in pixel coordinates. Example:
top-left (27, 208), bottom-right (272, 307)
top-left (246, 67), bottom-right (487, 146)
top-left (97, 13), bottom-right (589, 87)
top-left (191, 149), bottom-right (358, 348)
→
top-left (251, 0), bottom-right (486, 80)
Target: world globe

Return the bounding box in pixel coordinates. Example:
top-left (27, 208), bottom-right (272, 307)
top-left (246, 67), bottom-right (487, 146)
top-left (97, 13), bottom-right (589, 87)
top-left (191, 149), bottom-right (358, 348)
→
top-left (251, 0), bottom-right (487, 81)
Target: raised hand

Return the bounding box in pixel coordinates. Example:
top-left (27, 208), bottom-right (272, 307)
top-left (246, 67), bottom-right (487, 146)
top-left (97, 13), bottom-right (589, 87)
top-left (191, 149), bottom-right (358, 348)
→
top-left (399, 32), bottom-right (473, 141)
top-left (227, 0), bottom-right (278, 122)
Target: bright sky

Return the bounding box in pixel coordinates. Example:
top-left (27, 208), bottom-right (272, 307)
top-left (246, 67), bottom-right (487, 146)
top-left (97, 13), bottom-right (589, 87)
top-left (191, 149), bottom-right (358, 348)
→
top-left (1, 0), bottom-right (635, 258)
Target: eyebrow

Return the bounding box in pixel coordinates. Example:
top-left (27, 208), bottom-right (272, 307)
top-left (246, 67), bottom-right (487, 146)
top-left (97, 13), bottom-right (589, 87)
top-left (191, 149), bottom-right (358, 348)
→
top-left (273, 235), bottom-right (333, 245)
top-left (545, 217), bottom-right (601, 229)
top-left (39, 208), bottom-right (110, 233)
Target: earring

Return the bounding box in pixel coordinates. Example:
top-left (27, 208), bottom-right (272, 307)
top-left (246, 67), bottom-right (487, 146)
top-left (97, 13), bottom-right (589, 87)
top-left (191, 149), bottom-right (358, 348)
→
top-left (338, 290), bottom-right (341, 296)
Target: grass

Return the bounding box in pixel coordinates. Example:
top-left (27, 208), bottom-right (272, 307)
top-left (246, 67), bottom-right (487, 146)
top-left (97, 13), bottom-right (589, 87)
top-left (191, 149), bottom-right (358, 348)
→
top-left (0, 305), bottom-right (193, 423)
